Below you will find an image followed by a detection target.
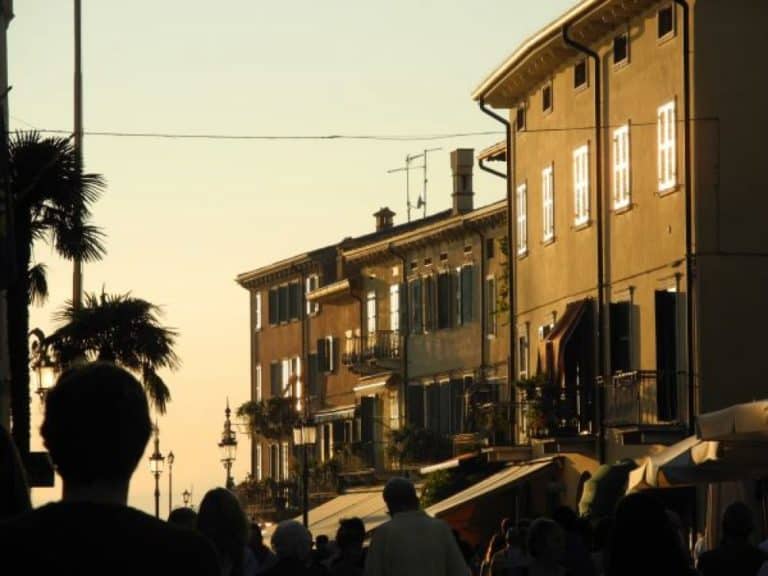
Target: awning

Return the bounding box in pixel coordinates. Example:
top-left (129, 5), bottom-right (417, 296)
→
top-left (314, 405), bottom-right (356, 424)
top-left (578, 459), bottom-right (637, 518)
top-left (307, 279), bottom-right (352, 305)
top-left (696, 400), bottom-right (768, 442)
top-left (289, 489), bottom-right (390, 539)
top-left (627, 435), bottom-right (768, 492)
top-left (419, 452), bottom-right (482, 475)
top-left (425, 458), bottom-right (556, 518)
top-left (537, 299), bottom-right (591, 386)
top-left (353, 373), bottom-right (399, 395)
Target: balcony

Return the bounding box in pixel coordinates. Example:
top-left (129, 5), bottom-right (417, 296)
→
top-left (602, 370), bottom-right (688, 441)
top-left (342, 330), bottom-right (401, 373)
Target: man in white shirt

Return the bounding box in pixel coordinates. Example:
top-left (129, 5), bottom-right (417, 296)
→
top-left (364, 477), bottom-right (469, 576)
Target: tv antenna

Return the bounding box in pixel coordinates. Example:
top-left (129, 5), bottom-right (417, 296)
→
top-left (387, 147), bottom-right (442, 222)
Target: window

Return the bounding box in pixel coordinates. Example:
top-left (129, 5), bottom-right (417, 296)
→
top-left (424, 275), bottom-right (436, 331)
top-left (610, 301), bottom-right (632, 372)
top-left (457, 265), bottom-right (474, 325)
top-left (439, 252), bottom-right (448, 263)
top-left (657, 5), bottom-right (674, 39)
top-left (307, 353), bottom-right (320, 397)
top-left (518, 329), bottom-right (529, 378)
top-left (287, 282), bottom-right (300, 321)
top-left (410, 261), bottom-right (419, 272)
top-left (305, 274), bottom-right (319, 315)
top-left (486, 276), bottom-right (497, 337)
top-left (255, 364), bottom-right (262, 402)
top-left (437, 272), bottom-right (453, 329)
top-left (366, 290), bottom-right (377, 339)
top-left (270, 444), bottom-right (278, 479)
top-left (542, 165), bottom-right (554, 242)
top-left (406, 384), bottom-right (425, 428)
top-left (254, 292), bottom-right (262, 331)
top-left (516, 182), bottom-right (528, 255)
top-left (613, 33), bottom-right (629, 66)
top-left (389, 389), bottom-right (400, 431)
top-left (278, 285), bottom-right (288, 323)
top-left (280, 441), bottom-right (289, 481)
top-left (613, 124), bottom-right (631, 209)
top-left (290, 356), bottom-right (302, 407)
top-left (270, 283), bottom-right (301, 324)
top-left (410, 278), bottom-right (423, 333)
top-left (268, 289), bottom-right (277, 325)
top-left (573, 144), bottom-right (590, 226)
top-left (389, 284), bottom-right (400, 332)
top-left (542, 83), bottom-right (552, 113)
top-left (270, 361), bottom-right (282, 397)
top-left (516, 106), bottom-right (526, 131)
top-left (657, 101), bottom-right (677, 192)
top-left (423, 257), bottom-right (432, 267)
top-left (281, 358), bottom-right (291, 397)
top-left (317, 336), bottom-right (335, 373)
top-left (463, 245), bottom-right (472, 255)
top-left (574, 59), bottom-right (588, 89)
top-left (485, 237), bottom-right (495, 259)
top-left (255, 444), bottom-right (262, 481)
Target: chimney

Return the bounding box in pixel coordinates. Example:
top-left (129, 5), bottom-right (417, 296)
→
top-left (451, 148), bottom-right (474, 214)
top-left (374, 207), bottom-right (395, 232)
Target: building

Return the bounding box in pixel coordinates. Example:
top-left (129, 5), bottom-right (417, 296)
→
top-left (472, 0), bottom-right (768, 477)
top-left (236, 150), bottom-right (511, 497)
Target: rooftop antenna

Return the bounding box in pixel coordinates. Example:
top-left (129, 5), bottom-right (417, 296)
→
top-left (387, 147), bottom-right (441, 221)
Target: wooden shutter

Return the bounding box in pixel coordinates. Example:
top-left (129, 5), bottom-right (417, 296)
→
top-left (437, 273), bottom-right (452, 329)
top-left (288, 282), bottom-right (300, 321)
top-left (268, 289), bottom-right (278, 325)
top-left (407, 385), bottom-right (424, 427)
top-left (270, 362), bottom-right (281, 397)
top-left (424, 276), bottom-right (435, 331)
top-left (278, 285), bottom-right (289, 323)
top-left (410, 279), bottom-right (423, 333)
top-left (317, 338), bottom-right (328, 373)
top-left (461, 265), bottom-right (474, 324)
top-left (610, 301), bottom-right (631, 372)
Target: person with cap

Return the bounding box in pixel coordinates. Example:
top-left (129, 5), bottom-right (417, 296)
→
top-left (363, 477), bottom-right (469, 576)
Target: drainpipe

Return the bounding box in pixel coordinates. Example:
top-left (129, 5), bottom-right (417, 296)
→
top-left (672, 0), bottom-right (695, 435)
top-left (479, 100), bottom-right (516, 443)
top-left (466, 223), bottom-right (488, 380)
top-left (479, 157), bottom-right (506, 180)
top-left (562, 23), bottom-right (607, 463)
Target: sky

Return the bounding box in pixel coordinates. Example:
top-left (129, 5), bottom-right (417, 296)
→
top-left (9, 0), bottom-right (577, 516)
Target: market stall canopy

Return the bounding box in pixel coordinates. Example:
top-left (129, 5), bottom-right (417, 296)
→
top-left (696, 400), bottom-right (768, 442)
top-left (627, 435), bottom-right (768, 492)
top-left (578, 459), bottom-right (636, 518)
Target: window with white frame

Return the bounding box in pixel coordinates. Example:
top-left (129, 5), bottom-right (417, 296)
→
top-left (254, 292), bottom-right (262, 331)
top-left (255, 364), bottom-right (262, 402)
top-left (280, 441), bottom-right (289, 481)
top-left (516, 182), bottom-right (528, 255)
top-left (281, 358), bottom-right (291, 397)
top-left (573, 144), bottom-right (590, 226)
top-left (305, 274), bottom-right (319, 315)
top-left (542, 165), bottom-right (554, 242)
top-left (518, 325), bottom-right (530, 379)
top-left (290, 356), bottom-right (302, 409)
top-left (389, 284), bottom-right (400, 332)
top-left (255, 444), bottom-right (263, 481)
top-left (658, 100), bottom-right (677, 192)
top-left (613, 124), bottom-right (631, 209)
top-left (389, 389), bottom-right (400, 430)
top-left (366, 291), bottom-right (377, 337)
top-left (270, 444), bottom-right (278, 479)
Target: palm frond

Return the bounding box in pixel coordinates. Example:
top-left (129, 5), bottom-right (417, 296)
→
top-left (27, 263), bottom-right (48, 306)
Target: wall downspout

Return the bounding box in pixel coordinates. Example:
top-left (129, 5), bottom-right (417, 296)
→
top-left (673, 0), bottom-right (695, 435)
top-left (479, 100), bottom-right (516, 443)
top-left (479, 157), bottom-right (506, 180)
top-left (562, 24), bottom-right (607, 463)
top-left (467, 223), bottom-right (488, 378)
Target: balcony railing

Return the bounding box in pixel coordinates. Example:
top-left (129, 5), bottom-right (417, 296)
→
top-left (602, 370), bottom-right (687, 427)
top-left (342, 330), bottom-right (401, 366)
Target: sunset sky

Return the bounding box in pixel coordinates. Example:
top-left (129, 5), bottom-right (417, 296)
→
top-left (10, 0), bottom-right (576, 516)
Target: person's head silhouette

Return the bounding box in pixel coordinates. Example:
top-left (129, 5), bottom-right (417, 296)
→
top-left (382, 477), bottom-right (419, 516)
top-left (41, 362), bottom-right (152, 503)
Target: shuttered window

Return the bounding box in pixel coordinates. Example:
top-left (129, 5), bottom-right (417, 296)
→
top-left (410, 278), bottom-right (423, 333)
top-left (437, 272), bottom-right (453, 329)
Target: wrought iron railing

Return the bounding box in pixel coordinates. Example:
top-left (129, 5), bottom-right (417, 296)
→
top-left (341, 330), bottom-right (401, 366)
top-left (601, 370), bottom-right (687, 427)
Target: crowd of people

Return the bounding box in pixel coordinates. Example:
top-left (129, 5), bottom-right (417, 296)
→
top-left (1, 361), bottom-right (767, 576)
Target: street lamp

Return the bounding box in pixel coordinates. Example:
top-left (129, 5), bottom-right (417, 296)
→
top-left (148, 423), bottom-right (164, 518)
top-left (167, 451), bottom-right (174, 516)
top-left (292, 423), bottom-right (317, 528)
top-left (182, 488), bottom-right (191, 508)
top-left (218, 399), bottom-right (237, 490)
top-left (29, 328), bottom-right (57, 403)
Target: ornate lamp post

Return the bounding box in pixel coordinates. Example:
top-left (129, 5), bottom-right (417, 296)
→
top-left (167, 451), bottom-right (174, 516)
top-left (218, 399), bottom-right (237, 490)
top-left (182, 488), bottom-right (191, 508)
top-left (148, 424), bottom-right (164, 518)
top-left (292, 423), bottom-right (316, 528)
top-left (29, 328), bottom-right (57, 403)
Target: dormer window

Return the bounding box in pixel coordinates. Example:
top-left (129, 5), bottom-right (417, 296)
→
top-left (574, 60), bottom-right (588, 90)
top-left (613, 33), bottom-right (629, 66)
top-left (516, 106), bottom-right (526, 131)
top-left (542, 83), bottom-right (553, 114)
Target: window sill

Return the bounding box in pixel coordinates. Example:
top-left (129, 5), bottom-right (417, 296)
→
top-left (541, 236), bottom-right (556, 246)
top-left (516, 250), bottom-right (529, 260)
top-left (613, 202), bottom-right (633, 215)
top-left (573, 82), bottom-right (589, 95)
top-left (657, 31), bottom-right (676, 46)
top-left (613, 59), bottom-right (630, 71)
top-left (658, 183), bottom-right (680, 197)
top-left (573, 219), bottom-right (592, 231)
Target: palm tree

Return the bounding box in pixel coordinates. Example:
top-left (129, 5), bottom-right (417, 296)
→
top-left (8, 131), bottom-right (105, 455)
top-left (45, 290), bottom-right (180, 413)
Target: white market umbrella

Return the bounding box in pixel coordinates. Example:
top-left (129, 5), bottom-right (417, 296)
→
top-left (696, 400), bottom-right (768, 442)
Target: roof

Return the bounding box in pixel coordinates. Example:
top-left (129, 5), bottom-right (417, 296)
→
top-left (472, 0), bottom-right (661, 107)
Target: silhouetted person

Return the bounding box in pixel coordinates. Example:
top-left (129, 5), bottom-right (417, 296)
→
top-left (697, 501), bottom-right (767, 576)
top-left (552, 506), bottom-right (594, 576)
top-left (607, 492), bottom-right (690, 576)
top-left (0, 423), bottom-right (30, 519)
top-left (329, 517), bottom-right (366, 576)
top-left (481, 534), bottom-right (506, 576)
top-left (168, 506), bottom-right (199, 530)
top-left (0, 362), bottom-right (220, 576)
top-left (519, 518), bottom-right (567, 576)
top-left (314, 534), bottom-right (333, 566)
top-left (247, 522), bottom-right (277, 574)
top-left (364, 477), bottom-right (468, 576)
top-left (490, 525), bottom-right (528, 576)
top-left (198, 487), bottom-right (250, 576)
top-left (263, 520), bottom-right (317, 576)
